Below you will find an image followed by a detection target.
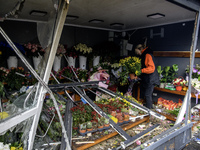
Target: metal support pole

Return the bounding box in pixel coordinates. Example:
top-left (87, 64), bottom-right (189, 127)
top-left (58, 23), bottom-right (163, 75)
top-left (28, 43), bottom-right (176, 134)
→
top-left (28, 0), bottom-right (71, 149)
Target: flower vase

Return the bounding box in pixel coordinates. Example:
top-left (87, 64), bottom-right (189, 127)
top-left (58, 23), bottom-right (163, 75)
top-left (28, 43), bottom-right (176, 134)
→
top-left (79, 56), bottom-right (87, 69)
top-left (53, 56), bottom-right (62, 72)
top-left (33, 56), bottom-right (42, 70)
top-left (7, 56), bottom-right (18, 69)
top-left (93, 56), bottom-right (100, 66)
top-left (67, 56), bottom-right (76, 68)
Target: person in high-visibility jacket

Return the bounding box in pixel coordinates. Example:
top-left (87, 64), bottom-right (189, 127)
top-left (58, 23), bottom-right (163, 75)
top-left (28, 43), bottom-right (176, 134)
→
top-left (135, 44), bottom-right (159, 109)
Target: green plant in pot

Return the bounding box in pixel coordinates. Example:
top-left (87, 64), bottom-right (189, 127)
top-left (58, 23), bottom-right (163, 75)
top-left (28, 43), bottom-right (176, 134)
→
top-left (104, 118), bottom-right (110, 127)
top-left (79, 123), bottom-right (86, 133)
top-left (97, 117), bottom-right (104, 128)
top-left (169, 64), bottom-right (179, 82)
top-left (86, 121), bottom-right (93, 131)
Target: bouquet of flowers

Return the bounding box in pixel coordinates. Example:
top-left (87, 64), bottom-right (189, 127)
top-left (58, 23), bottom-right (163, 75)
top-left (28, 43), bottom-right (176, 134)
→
top-left (58, 66), bottom-right (78, 81)
top-left (186, 64), bottom-right (200, 91)
top-left (65, 46), bottom-right (78, 58)
top-left (74, 43), bottom-right (92, 56)
top-left (56, 44), bottom-right (66, 56)
top-left (172, 77), bottom-right (187, 86)
top-left (76, 68), bottom-right (88, 82)
top-left (24, 42), bottom-right (45, 58)
top-left (0, 67), bottom-right (9, 82)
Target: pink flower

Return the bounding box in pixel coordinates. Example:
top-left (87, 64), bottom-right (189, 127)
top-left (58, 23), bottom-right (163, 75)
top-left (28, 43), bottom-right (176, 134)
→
top-left (136, 140), bottom-right (141, 145)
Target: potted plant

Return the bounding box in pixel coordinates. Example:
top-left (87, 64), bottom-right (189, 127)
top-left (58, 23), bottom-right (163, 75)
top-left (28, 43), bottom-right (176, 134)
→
top-left (79, 123), bottom-right (86, 133)
top-left (157, 65), bottom-right (165, 88)
top-left (74, 43), bottom-right (93, 69)
top-left (58, 66), bottom-right (78, 82)
top-left (104, 118), bottom-right (110, 127)
top-left (76, 68), bottom-right (88, 82)
top-left (53, 44), bottom-right (66, 72)
top-left (97, 117), bottom-right (104, 129)
top-left (24, 42), bottom-right (45, 70)
top-left (119, 56), bottom-right (141, 85)
top-left (65, 46), bottom-right (77, 68)
top-left (86, 121), bottom-right (93, 131)
top-left (121, 107), bottom-right (129, 121)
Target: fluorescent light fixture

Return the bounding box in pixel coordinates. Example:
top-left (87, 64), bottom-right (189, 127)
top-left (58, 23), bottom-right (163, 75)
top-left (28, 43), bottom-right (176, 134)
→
top-left (89, 19), bottom-right (104, 23)
top-left (30, 10), bottom-right (47, 17)
top-left (66, 15), bottom-right (79, 20)
top-left (147, 13), bottom-right (165, 19)
top-left (110, 23), bottom-right (124, 27)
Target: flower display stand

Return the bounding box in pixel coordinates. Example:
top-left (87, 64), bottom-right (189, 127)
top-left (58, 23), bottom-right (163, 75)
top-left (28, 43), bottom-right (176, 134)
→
top-left (53, 56), bottom-right (62, 72)
top-left (32, 56), bottom-right (42, 70)
top-left (72, 117), bottom-right (149, 150)
top-left (7, 56), bottom-right (18, 69)
top-left (79, 56), bottom-right (87, 69)
top-left (93, 56), bottom-right (100, 66)
top-left (67, 56), bottom-right (76, 68)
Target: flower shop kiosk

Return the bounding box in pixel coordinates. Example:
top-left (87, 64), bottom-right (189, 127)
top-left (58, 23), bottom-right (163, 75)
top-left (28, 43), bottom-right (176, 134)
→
top-left (0, 0), bottom-right (200, 150)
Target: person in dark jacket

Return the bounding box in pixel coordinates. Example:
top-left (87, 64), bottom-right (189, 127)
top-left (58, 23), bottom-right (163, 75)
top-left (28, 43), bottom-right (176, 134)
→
top-left (135, 44), bottom-right (159, 109)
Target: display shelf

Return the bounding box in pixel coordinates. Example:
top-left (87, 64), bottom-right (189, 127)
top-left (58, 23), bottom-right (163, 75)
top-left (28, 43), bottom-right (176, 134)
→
top-left (154, 87), bottom-right (200, 99)
top-left (156, 112), bottom-right (176, 122)
top-left (153, 51), bottom-right (200, 58)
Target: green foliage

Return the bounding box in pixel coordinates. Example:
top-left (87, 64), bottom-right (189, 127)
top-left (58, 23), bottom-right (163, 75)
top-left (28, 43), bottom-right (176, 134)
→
top-left (158, 64), bottom-right (179, 83)
top-left (166, 108), bottom-right (180, 117)
top-left (0, 82), bottom-right (5, 98)
top-left (86, 121), bottom-right (93, 129)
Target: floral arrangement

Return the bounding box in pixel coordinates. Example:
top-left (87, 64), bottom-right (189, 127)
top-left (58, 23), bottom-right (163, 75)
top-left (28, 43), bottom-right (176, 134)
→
top-left (24, 42), bottom-right (45, 58)
top-left (76, 68), bottom-right (88, 82)
top-left (0, 67), bottom-right (9, 82)
top-left (74, 43), bottom-right (92, 56)
top-left (56, 44), bottom-right (66, 56)
top-left (172, 77), bottom-right (187, 86)
top-left (186, 64), bottom-right (200, 80)
top-left (4, 67), bottom-right (37, 91)
top-left (65, 46), bottom-right (78, 58)
top-left (58, 66), bottom-right (78, 81)
top-left (185, 64), bottom-right (200, 91)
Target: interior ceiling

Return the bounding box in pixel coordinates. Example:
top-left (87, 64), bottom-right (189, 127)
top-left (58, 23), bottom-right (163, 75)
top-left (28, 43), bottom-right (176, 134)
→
top-left (0, 0), bottom-right (199, 31)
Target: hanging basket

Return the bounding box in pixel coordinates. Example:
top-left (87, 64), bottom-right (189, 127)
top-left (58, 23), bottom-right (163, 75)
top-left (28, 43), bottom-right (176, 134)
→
top-left (53, 56), bottom-right (62, 72)
top-left (79, 56), bottom-right (87, 69)
top-left (7, 56), bottom-right (18, 69)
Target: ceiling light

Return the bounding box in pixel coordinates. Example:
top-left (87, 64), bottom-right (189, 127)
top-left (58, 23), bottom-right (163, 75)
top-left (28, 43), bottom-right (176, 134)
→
top-left (110, 23), bottom-right (124, 27)
top-left (89, 19), bottom-right (104, 23)
top-left (30, 10), bottom-right (47, 17)
top-left (147, 13), bottom-right (165, 19)
top-left (66, 15), bottom-right (79, 20)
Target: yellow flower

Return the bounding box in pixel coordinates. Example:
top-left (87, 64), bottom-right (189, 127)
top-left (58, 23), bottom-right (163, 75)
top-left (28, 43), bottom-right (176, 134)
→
top-left (0, 51), bottom-right (2, 55)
